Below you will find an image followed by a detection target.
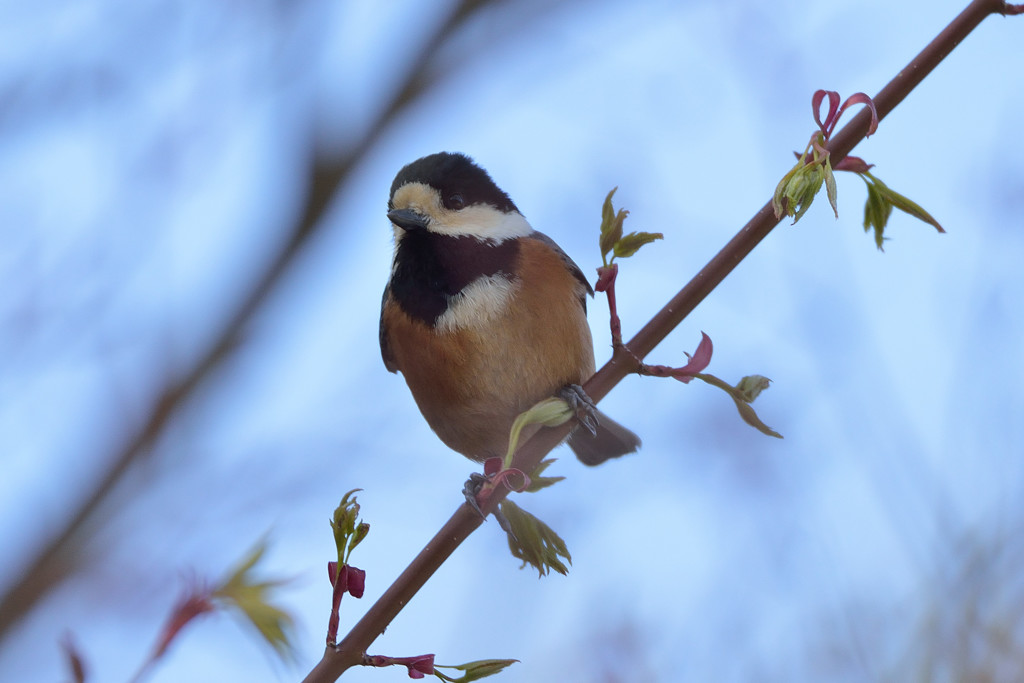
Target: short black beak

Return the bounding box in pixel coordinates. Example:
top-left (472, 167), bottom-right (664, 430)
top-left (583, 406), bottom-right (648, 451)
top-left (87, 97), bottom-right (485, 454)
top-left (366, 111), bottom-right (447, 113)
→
top-left (387, 208), bottom-right (429, 232)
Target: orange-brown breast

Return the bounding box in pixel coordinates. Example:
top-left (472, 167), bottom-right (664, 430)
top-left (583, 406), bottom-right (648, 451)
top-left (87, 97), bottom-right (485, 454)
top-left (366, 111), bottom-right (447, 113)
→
top-left (382, 237), bottom-right (595, 461)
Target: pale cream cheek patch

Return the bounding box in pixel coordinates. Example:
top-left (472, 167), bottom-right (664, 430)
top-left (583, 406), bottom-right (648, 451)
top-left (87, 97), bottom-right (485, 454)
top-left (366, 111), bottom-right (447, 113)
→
top-left (390, 182), bottom-right (533, 242)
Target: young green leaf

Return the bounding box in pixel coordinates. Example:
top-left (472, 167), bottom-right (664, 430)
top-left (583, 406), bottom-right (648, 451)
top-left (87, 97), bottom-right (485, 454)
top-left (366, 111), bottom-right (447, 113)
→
top-left (612, 231), bottom-right (663, 259)
top-left (436, 658), bottom-right (519, 682)
top-left (599, 188), bottom-right (623, 261)
top-left (824, 157), bottom-right (838, 218)
top-left (791, 165), bottom-right (825, 223)
top-left (734, 375), bottom-right (771, 403)
top-left (521, 458), bottom-right (565, 493)
top-left (598, 188), bottom-right (660, 264)
top-left (774, 158), bottom-right (830, 225)
top-left (331, 489), bottom-right (368, 565)
top-left (505, 397), bottom-right (574, 467)
top-left (732, 398), bottom-right (783, 438)
top-left (862, 181), bottom-right (889, 249)
top-left (692, 373), bottom-right (783, 439)
top-left (773, 163), bottom-right (801, 218)
top-left (213, 541), bottom-right (295, 659)
top-left (868, 172), bottom-right (944, 233)
top-left (499, 500), bottom-right (571, 577)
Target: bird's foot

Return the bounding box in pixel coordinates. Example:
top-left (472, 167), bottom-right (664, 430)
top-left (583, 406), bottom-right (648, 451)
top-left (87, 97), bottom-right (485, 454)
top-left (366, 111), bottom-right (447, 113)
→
top-left (462, 472), bottom-right (489, 519)
top-left (558, 384), bottom-right (600, 436)
top-left (462, 460), bottom-right (524, 539)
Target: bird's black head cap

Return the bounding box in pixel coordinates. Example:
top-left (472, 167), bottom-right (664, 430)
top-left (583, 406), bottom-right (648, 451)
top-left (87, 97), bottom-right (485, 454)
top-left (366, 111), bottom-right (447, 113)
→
top-left (389, 152), bottom-right (519, 214)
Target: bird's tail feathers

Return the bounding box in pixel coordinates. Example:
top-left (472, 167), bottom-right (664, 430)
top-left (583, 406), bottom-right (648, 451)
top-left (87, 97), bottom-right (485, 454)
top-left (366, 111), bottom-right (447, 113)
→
top-left (567, 409), bottom-right (641, 466)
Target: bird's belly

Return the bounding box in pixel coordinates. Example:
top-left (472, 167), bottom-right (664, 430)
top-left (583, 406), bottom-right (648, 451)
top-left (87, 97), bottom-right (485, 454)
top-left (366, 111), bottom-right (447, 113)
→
top-left (385, 303), bottom-right (594, 461)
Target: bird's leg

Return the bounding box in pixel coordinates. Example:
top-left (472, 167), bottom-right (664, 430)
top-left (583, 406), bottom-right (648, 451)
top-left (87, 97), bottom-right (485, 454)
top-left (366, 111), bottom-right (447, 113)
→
top-left (558, 384), bottom-right (600, 436)
top-left (462, 472), bottom-right (489, 518)
top-left (462, 470), bottom-right (516, 538)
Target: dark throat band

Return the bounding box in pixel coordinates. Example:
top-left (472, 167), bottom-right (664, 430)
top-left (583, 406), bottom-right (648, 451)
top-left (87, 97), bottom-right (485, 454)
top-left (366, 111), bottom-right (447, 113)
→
top-left (389, 232), bottom-right (520, 326)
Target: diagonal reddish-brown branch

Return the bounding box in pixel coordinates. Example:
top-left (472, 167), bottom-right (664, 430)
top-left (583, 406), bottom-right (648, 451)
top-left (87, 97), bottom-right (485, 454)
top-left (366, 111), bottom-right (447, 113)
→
top-left (302, 1), bottom-right (1020, 680)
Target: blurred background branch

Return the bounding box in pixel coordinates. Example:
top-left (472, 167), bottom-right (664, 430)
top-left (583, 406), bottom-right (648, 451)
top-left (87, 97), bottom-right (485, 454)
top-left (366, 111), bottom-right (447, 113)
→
top-left (0, 0), bottom-right (529, 642)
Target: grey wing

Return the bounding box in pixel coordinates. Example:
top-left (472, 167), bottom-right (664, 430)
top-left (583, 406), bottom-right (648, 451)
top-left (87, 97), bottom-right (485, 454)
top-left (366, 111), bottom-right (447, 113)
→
top-left (527, 231), bottom-right (594, 311)
top-left (379, 285), bottom-right (398, 373)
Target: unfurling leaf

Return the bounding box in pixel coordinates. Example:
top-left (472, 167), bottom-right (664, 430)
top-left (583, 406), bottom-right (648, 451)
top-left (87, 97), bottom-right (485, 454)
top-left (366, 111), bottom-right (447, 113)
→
top-left (599, 188), bottom-right (625, 261)
top-left (401, 654), bottom-right (434, 678)
top-left (824, 157), bottom-right (838, 218)
top-left (331, 489), bottom-right (369, 566)
top-left (327, 561), bottom-right (366, 645)
top-left (774, 157), bottom-right (827, 224)
top-left (776, 90), bottom-right (883, 225)
top-left (868, 172), bottom-right (944, 232)
top-left (862, 178), bottom-right (890, 248)
top-left (601, 187), bottom-right (615, 232)
top-left (491, 467), bottom-right (531, 493)
top-left (812, 89), bottom-right (841, 135)
top-left (640, 332), bottom-right (712, 384)
top-left (598, 188), bottom-right (660, 265)
top-left (352, 522), bottom-right (370, 551)
top-left (735, 375), bottom-right (772, 403)
top-left (326, 495), bottom-right (369, 643)
top-left (594, 263), bottom-right (617, 293)
top-left (499, 499), bottom-right (571, 576)
top-left (329, 563), bottom-right (365, 599)
top-left (772, 164), bottom-right (799, 219)
top-left (213, 541), bottom-right (295, 659)
top-left (792, 164), bottom-right (825, 223)
top-left (733, 398), bottom-right (783, 438)
top-left (674, 331), bottom-right (713, 382)
top-left (505, 397), bottom-right (574, 466)
top-left (613, 231), bottom-right (664, 259)
top-left (434, 658), bottom-right (520, 682)
top-left (834, 91), bottom-right (879, 137)
top-left (858, 172), bottom-right (943, 250)
top-left (692, 373), bottom-right (783, 439)
top-left (365, 654), bottom-right (435, 679)
top-left (522, 459), bottom-right (565, 493)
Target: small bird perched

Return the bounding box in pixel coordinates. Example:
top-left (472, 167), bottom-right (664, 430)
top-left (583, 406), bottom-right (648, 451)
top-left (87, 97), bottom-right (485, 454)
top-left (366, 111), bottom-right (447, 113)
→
top-left (379, 152), bottom-right (640, 466)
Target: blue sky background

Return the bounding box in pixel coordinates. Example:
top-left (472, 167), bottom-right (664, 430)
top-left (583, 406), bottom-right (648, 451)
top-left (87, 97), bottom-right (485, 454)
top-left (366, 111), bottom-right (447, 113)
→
top-left (2, 1), bottom-right (1023, 681)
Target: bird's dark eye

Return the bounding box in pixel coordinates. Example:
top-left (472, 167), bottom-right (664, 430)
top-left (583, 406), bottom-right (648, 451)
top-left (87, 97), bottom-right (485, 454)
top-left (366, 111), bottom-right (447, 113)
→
top-left (446, 193), bottom-right (465, 210)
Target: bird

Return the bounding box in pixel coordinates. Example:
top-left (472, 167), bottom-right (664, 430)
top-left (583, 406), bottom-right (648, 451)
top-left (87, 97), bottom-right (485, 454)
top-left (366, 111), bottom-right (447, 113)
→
top-left (379, 152), bottom-right (640, 467)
